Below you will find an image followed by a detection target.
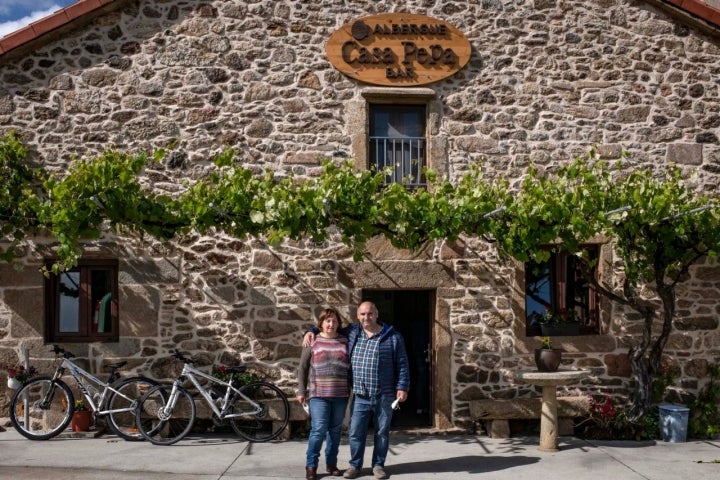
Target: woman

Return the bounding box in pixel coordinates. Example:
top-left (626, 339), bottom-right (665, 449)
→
top-left (297, 308), bottom-right (351, 480)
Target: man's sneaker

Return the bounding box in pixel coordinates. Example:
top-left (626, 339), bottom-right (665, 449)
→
top-left (343, 466), bottom-right (360, 479)
top-left (373, 466), bottom-right (388, 479)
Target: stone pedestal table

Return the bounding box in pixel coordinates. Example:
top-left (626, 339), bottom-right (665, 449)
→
top-left (515, 370), bottom-right (590, 452)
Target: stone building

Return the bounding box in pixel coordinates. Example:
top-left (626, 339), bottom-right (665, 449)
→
top-left (1, 0), bottom-right (719, 433)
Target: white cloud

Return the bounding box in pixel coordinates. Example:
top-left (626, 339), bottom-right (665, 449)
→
top-left (0, 1), bottom-right (63, 17)
top-left (0, 5), bottom-right (63, 39)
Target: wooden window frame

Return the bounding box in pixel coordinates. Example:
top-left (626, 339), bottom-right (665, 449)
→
top-left (44, 259), bottom-right (119, 343)
top-left (525, 246), bottom-right (600, 337)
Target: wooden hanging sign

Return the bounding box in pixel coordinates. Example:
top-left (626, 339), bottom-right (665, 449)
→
top-left (326, 13), bottom-right (472, 87)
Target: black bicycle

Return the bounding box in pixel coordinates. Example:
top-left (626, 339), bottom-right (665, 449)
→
top-left (10, 345), bottom-right (162, 441)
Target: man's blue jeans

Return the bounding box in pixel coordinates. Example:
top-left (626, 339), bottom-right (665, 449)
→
top-left (348, 394), bottom-right (395, 468)
top-left (306, 397), bottom-right (349, 468)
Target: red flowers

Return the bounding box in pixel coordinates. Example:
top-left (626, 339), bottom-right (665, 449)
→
top-left (211, 365), bottom-right (232, 382)
top-left (588, 393), bottom-right (617, 429)
top-left (5, 364), bottom-right (37, 383)
top-left (543, 306), bottom-right (578, 324)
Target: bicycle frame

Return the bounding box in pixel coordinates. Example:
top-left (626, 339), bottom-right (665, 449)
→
top-left (50, 358), bottom-right (139, 417)
top-left (168, 362), bottom-right (262, 420)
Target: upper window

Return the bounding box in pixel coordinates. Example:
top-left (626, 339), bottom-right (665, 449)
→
top-left (369, 104), bottom-right (426, 187)
top-left (44, 259), bottom-right (119, 343)
top-left (525, 247), bottom-right (600, 336)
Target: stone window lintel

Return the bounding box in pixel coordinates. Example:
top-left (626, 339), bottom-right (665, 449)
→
top-left (361, 87), bottom-right (437, 103)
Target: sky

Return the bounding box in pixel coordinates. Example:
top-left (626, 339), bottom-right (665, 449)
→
top-left (0, 1), bottom-right (76, 38)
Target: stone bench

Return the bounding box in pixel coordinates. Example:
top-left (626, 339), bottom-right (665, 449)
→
top-left (195, 396), bottom-right (307, 440)
top-left (468, 397), bottom-right (589, 438)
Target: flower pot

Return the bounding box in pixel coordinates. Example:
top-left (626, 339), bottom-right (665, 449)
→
top-left (7, 377), bottom-right (22, 389)
top-left (534, 348), bottom-right (562, 372)
top-left (71, 410), bottom-right (93, 432)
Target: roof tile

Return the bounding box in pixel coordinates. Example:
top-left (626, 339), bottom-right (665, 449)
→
top-left (666, 0), bottom-right (720, 24)
top-left (29, 12), bottom-right (71, 36)
top-left (0, 26), bottom-right (37, 55)
top-left (64, 0), bottom-right (105, 19)
top-left (0, 0), bottom-right (120, 57)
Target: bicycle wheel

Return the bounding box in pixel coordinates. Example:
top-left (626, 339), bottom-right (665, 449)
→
top-left (135, 384), bottom-right (195, 446)
top-left (229, 381), bottom-right (289, 442)
top-left (10, 376), bottom-right (74, 440)
top-left (106, 376), bottom-right (160, 441)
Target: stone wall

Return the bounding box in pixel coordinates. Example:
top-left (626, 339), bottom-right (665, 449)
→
top-left (1, 0), bottom-right (720, 430)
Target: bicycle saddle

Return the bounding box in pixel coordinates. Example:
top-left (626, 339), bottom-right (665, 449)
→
top-left (104, 361), bottom-right (128, 370)
top-left (225, 366), bottom-right (247, 374)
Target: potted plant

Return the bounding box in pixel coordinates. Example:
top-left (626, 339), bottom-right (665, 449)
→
top-left (212, 365), bottom-right (261, 384)
top-left (534, 336), bottom-right (562, 372)
top-left (71, 399), bottom-right (93, 432)
top-left (5, 363), bottom-right (37, 389)
top-left (210, 365), bottom-right (261, 397)
top-left (540, 306), bottom-right (580, 336)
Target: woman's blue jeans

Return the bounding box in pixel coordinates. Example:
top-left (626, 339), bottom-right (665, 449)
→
top-left (306, 397), bottom-right (349, 468)
top-left (348, 394), bottom-right (395, 468)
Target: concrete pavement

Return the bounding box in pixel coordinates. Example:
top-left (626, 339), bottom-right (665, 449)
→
top-left (0, 427), bottom-right (718, 480)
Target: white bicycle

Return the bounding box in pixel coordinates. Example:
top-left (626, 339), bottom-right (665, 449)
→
top-left (134, 350), bottom-right (289, 445)
top-left (10, 345), bottom-right (161, 441)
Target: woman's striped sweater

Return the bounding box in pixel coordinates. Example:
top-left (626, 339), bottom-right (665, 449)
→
top-left (297, 335), bottom-right (351, 398)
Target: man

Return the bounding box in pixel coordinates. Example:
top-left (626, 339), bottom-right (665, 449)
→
top-left (304, 301), bottom-right (409, 480)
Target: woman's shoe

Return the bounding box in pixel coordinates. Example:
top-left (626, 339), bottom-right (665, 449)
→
top-left (327, 464), bottom-right (342, 476)
top-left (306, 466), bottom-right (318, 480)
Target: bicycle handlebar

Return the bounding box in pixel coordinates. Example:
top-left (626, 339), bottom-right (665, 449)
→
top-left (52, 344), bottom-right (75, 359)
top-left (171, 350), bottom-right (194, 364)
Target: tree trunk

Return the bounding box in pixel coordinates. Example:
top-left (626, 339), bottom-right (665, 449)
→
top-left (627, 307), bottom-right (656, 421)
top-left (578, 252), bottom-right (677, 422)
top-left (627, 256), bottom-right (675, 421)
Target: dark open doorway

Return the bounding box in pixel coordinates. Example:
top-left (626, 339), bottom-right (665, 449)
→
top-left (362, 289), bottom-right (433, 428)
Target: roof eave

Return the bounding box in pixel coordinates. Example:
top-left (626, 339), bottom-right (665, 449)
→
top-left (648, 0), bottom-right (720, 36)
top-left (0, 0), bottom-right (131, 62)
top-left (1, 0), bottom-right (719, 64)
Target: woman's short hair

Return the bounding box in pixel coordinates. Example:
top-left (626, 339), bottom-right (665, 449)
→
top-left (317, 308), bottom-right (342, 328)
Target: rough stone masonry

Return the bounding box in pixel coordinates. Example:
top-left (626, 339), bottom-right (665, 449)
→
top-left (0, 0), bottom-right (719, 431)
